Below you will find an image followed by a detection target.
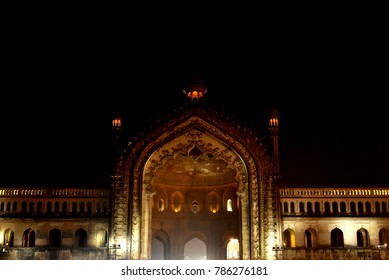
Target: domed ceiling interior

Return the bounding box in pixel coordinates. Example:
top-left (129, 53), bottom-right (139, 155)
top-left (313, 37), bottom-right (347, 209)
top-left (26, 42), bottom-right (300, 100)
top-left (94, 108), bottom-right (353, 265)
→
top-left (144, 127), bottom-right (243, 186)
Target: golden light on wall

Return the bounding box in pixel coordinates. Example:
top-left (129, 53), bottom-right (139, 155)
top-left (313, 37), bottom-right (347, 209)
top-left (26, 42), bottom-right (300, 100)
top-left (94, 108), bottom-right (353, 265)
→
top-left (208, 202), bottom-right (219, 213)
top-left (172, 191), bottom-right (184, 212)
top-left (209, 205), bottom-right (218, 213)
top-left (206, 191), bottom-right (218, 213)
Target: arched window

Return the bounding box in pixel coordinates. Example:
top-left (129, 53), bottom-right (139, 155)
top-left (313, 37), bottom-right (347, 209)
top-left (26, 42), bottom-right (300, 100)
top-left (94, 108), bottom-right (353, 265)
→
top-left (304, 228), bottom-right (317, 248)
top-left (340, 201), bottom-right (346, 213)
top-left (75, 228), bottom-right (87, 247)
top-left (80, 202), bottom-right (85, 213)
top-left (151, 229), bottom-right (169, 260)
top-left (227, 199), bottom-right (233, 212)
top-left (37, 202), bottom-right (43, 212)
top-left (96, 202), bottom-right (101, 213)
top-left (307, 202), bottom-right (313, 213)
top-left (87, 202), bottom-right (92, 215)
top-left (283, 202), bottom-right (289, 212)
top-left (192, 201), bottom-right (199, 213)
top-left (223, 189), bottom-right (236, 212)
top-left (184, 238), bottom-right (206, 260)
top-left (331, 228), bottom-right (344, 247)
top-left (29, 202), bottom-right (35, 213)
top-left (62, 202), bottom-right (67, 213)
top-left (72, 202), bottom-right (77, 213)
top-left (379, 228), bottom-right (389, 245)
top-left (54, 201), bottom-right (60, 212)
top-left (358, 201), bottom-right (364, 213)
top-left (226, 238), bottom-right (239, 260)
top-left (332, 202), bottom-right (338, 213)
top-left (206, 191), bottom-right (218, 213)
top-left (324, 202), bottom-right (330, 213)
top-left (49, 228), bottom-right (61, 247)
top-left (365, 202), bottom-right (372, 213)
top-left (158, 199), bottom-right (164, 211)
top-left (357, 228), bottom-right (369, 247)
top-left (375, 202), bottom-right (381, 214)
top-left (96, 229), bottom-right (108, 248)
top-left (299, 202), bottom-right (305, 213)
top-left (382, 202), bottom-right (388, 214)
top-left (3, 228), bottom-right (14, 247)
top-left (314, 202), bottom-right (320, 213)
top-left (290, 202), bottom-right (295, 212)
top-left (283, 229), bottom-right (296, 248)
top-left (350, 202), bottom-right (356, 213)
top-left (172, 192), bottom-right (184, 212)
top-left (12, 202), bottom-right (17, 212)
top-left (22, 228), bottom-right (35, 247)
top-left (151, 238), bottom-right (165, 260)
top-left (21, 201), bottom-right (27, 213)
top-left (103, 202), bottom-right (108, 213)
top-left (47, 202), bottom-right (52, 213)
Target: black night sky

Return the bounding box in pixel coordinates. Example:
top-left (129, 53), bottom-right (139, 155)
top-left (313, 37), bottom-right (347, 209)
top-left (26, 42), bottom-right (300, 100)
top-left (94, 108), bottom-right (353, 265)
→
top-left (1, 10), bottom-right (388, 189)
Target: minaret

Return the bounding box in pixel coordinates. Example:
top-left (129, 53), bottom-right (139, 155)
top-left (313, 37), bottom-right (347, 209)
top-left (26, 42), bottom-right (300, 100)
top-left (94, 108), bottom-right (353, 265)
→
top-left (110, 114), bottom-right (124, 258)
top-left (269, 108), bottom-right (280, 182)
top-left (269, 108), bottom-right (283, 257)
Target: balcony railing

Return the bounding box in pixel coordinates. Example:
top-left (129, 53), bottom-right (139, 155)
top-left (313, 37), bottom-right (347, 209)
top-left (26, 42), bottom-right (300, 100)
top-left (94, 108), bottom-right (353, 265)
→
top-left (278, 246), bottom-right (388, 260)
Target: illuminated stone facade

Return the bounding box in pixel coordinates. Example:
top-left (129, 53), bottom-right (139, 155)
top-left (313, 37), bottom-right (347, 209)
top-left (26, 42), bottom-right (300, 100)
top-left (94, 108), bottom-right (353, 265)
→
top-left (0, 188), bottom-right (111, 260)
top-left (1, 89), bottom-right (388, 260)
top-left (279, 186), bottom-right (389, 259)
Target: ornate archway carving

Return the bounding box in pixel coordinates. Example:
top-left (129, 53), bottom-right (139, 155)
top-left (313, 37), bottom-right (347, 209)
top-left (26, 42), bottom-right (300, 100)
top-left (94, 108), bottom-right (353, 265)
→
top-left (114, 109), bottom-right (274, 260)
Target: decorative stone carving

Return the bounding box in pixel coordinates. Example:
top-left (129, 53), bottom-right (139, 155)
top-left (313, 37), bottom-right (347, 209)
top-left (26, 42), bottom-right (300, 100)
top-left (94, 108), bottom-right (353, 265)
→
top-left (124, 106), bottom-right (272, 260)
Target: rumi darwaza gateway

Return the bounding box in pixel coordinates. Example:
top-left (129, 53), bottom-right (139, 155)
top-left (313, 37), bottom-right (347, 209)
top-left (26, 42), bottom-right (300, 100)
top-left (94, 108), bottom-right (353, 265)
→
top-left (1, 79), bottom-right (388, 260)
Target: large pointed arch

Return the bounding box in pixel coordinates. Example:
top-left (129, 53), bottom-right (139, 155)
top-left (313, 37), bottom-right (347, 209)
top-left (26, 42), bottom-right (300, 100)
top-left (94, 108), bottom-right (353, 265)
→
top-left (151, 229), bottom-right (170, 260)
top-left (112, 105), bottom-right (274, 260)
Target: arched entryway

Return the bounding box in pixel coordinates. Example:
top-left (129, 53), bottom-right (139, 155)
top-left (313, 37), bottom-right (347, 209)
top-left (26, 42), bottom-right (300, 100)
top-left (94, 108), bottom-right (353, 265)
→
top-left (120, 110), bottom-right (274, 260)
top-left (331, 228), bottom-right (344, 247)
top-left (151, 238), bottom-right (164, 260)
top-left (357, 228), bottom-right (369, 247)
top-left (151, 229), bottom-right (170, 260)
top-left (283, 228), bottom-right (296, 248)
top-left (142, 127), bottom-right (247, 260)
top-left (22, 228), bottom-right (35, 247)
top-left (184, 237), bottom-right (206, 260)
top-left (304, 228), bottom-right (317, 248)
